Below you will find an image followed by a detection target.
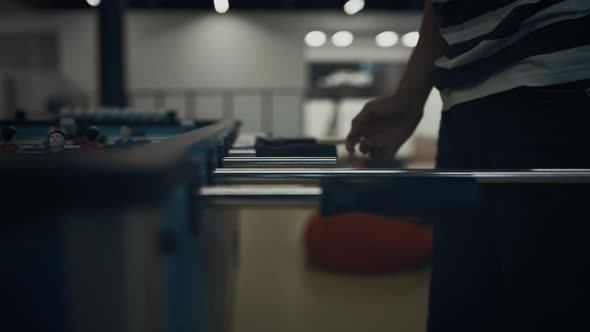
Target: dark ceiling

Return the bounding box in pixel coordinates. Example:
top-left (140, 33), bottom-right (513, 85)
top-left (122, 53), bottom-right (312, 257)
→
top-left (26, 0), bottom-right (424, 11)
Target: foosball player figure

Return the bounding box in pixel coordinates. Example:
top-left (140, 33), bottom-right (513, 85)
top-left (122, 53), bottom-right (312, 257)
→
top-left (0, 126), bottom-right (20, 152)
top-left (41, 126), bottom-right (58, 150)
top-left (98, 134), bottom-right (108, 145)
top-left (47, 130), bottom-right (67, 153)
top-left (80, 127), bottom-right (105, 151)
top-left (114, 126), bottom-right (136, 148)
top-left (73, 127), bottom-right (88, 146)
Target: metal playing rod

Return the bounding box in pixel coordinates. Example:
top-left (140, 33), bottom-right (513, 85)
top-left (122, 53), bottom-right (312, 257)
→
top-left (228, 149), bottom-right (256, 157)
top-left (222, 157), bottom-right (338, 168)
top-left (214, 168), bottom-right (590, 184)
top-left (229, 138), bottom-right (345, 150)
top-left (199, 185), bottom-right (322, 207)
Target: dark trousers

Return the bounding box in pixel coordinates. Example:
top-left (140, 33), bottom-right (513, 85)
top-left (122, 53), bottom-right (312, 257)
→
top-left (428, 80), bottom-right (590, 332)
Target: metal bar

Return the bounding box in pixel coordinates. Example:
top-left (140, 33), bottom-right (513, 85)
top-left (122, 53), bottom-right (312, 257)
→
top-left (229, 138), bottom-right (345, 150)
top-left (228, 149), bottom-right (256, 157)
top-left (199, 185), bottom-right (321, 207)
top-left (214, 168), bottom-right (590, 184)
top-left (200, 185), bottom-right (321, 199)
top-left (222, 158), bottom-right (338, 168)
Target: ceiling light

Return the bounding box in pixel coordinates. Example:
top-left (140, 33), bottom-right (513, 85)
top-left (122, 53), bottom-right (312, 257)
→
top-left (402, 31), bottom-right (420, 47)
top-left (376, 31), bottom-right (399, 47)
top-left (305, 31), bottom-right (327, 47)
top-left (214, 0), bottom-right (229, 14)
top-left (344, 0), bottom-right (365, 15)
top-left (332, 31), bottom-right (354, 47)
top-left (86, 0), bottom-right (100, 7)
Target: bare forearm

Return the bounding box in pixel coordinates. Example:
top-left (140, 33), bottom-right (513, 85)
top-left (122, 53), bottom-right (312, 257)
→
top-left (395, 0), bottom-right (441, 109)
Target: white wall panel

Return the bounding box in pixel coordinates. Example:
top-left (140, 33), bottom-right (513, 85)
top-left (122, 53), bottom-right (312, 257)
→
top-left (233, 94), bottom-right (263, 133)
top-left (272, 95), bottom-right (303, 137)
top-left (195, 95), bottom-right (223, 120)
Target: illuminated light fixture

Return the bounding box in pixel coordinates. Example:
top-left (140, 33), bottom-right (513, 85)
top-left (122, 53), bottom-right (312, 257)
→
top-left (214, 0), bottom-right (229, 14)
top-left (402, 31), bottom-right (420, 47)
top-left (305, 31), bottom-right (327, 47)
top-left (344, 0), bottom-right (365, 15)
top-left (332, 31), bottom-right (354, 47)
top-left (376, 31), bottom-right (399, 47)
top-left (86, 0), bottom-right (101, 7)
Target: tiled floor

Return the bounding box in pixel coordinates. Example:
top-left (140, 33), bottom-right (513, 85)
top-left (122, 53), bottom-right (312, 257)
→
top-left (232, 208), bottom-right (431, 332)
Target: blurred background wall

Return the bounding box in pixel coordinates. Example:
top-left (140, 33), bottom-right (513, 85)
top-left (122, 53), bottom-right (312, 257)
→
top-left (0, 2), bottom-right (440, 165)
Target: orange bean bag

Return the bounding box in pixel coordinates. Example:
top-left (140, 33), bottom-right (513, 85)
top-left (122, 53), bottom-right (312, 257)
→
top-left (304, 212), bottom-right (432, 273)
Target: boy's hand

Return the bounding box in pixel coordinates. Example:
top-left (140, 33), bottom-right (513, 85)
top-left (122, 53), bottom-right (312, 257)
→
top-left (346, 95), bottom-right (423, 161)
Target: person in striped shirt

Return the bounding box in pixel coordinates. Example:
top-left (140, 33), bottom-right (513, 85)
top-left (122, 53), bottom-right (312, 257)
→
top-left (347, 1), bottom-right (590, 331)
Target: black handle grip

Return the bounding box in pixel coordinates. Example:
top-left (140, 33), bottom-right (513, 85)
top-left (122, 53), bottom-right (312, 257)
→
top-left (321, 177), bottom-right (481, 218)
top-left (255, 137), bottom-right (317, 147)
top-left (256, 143), bottom-right (337, 157)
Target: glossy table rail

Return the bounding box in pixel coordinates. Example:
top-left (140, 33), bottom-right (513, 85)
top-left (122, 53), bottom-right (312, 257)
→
top-left (199, 185), bottom-right (322, 207)
top-left (222, 157), bottom-right (338, 168)
top-left (214, 168), bottom-right (590, 184)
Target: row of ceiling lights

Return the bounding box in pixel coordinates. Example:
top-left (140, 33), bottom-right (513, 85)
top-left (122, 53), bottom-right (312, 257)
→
top-left (86, 0), bottom-right (417, 48)
top-left (86, 0), bottom-right (370, 15)
top-left (305, 31), bottom-right (420, 48)
top-left (85, 0), bottom-right (230, 11)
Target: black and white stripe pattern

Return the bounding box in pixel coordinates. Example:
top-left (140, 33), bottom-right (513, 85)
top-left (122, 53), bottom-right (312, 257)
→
top-left (430, 0), bottom-right (590, 110)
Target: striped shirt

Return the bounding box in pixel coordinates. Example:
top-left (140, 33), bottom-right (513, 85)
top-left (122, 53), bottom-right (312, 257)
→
top-left (431, 0), bottom-right (590, 110)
